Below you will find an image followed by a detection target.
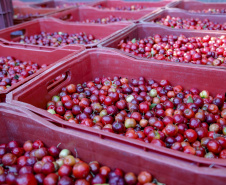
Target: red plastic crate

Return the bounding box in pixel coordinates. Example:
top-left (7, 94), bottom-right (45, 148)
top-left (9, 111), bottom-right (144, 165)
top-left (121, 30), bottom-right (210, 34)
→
top-left (90, 0), bottom-right (177, 11)
top-left (0, 0), bottom-right (13, 30)
top-left (49, 6), bottom-right (159, 23)
top-left (13, 6), bottom-right (62, 25)
top-left (99, 23), bottom-right (226, 69)
top-left (30, 0), bottom-right (78, 10)
top-left (0, 43), bottom-right (84, 102)
top-left (12, 0), bottom-right (35, 7)
top-left (142, 8), bottom-right (226, 26)
top-left (12, 0), bottom-right (27, 7)
top-left (6, 48), bottom-right (226, 168)
top-left (0, 17), bottom-right (133, 48)
top-left (1, 103), bottom-right (226, 185)
top-left (171, 0), bottom-right (226, 14)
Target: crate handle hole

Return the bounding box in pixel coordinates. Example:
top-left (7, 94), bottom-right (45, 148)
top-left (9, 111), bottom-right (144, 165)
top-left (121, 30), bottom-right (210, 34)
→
top-left (47, 71), bottom-right (70, 92)
top-left (60, 14), bottom-right (72, 21)
top-left (10, 29), bottom-right (26, 40)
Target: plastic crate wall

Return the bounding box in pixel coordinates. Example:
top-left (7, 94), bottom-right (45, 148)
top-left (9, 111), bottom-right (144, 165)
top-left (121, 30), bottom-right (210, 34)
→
top-left (0, 0), bottom-right (13, 29)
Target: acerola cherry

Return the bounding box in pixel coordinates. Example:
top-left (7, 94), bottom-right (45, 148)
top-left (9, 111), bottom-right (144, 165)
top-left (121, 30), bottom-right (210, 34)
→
top-left (58, 164), bottom-right (72, 177)
top-left (138, 171), bottom-right (152, 184)
top-left (139, 102), bottom-right (149, 113)
top-left (184, 129), bottom-right (198, 143)
top-left (43, 173), bottom-right (58, 185)
top-left (73, 163), bottom-right (90, 179)
top-left (183, 146), bottom-right (196, 155)
top-left (207, 139), bottom-right (222, 154)
top-left (16, 174), bottom-right (37, 185)
top-left (165, 124), bottom-right (178, 137)
top-left (2, 153), bottom-right (17, 166)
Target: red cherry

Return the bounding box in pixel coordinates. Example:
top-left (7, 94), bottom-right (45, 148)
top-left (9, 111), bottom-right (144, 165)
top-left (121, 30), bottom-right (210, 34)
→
top-left (80, 118), bottom-right (94, 127)
top-left (41, 162), bottom-right (55, 175)
top-left (32, 140), bottom-right (44, 149)
top-left (183, 146), bottom-right (196, 155)
top-left (139, 102), bottom-right (149, 114)
top-left (184, 129), bottom-right (198, 143)
top-left (58, 164), bottom-right (72, 177)
top-left (207, 139), bottom-right (222, 154)
top-left (43, 173), bottom-right (58, 185)
top-left (165, 124), bottom-right (178, 137)
top-left (220, 149), bottom-right (226, 159)
top-left (73, 163), bottom-right (90, 179)
top-left (16, 174), bottom-right (37, 185)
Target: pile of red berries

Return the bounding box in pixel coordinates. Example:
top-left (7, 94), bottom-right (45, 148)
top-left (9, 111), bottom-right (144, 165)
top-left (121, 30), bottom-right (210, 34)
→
top-left (118, 34), bottom-right (226, 66)
top-left (79, 16), bottom-right (129, 24)
top-left (94, 5), bottom-right (145, 11)
top-left (0, 56), bottom-right (47, 91)
top-left (14, 13), bottom-right (41, 19)
top-left (46, 76), bottom-right (226, 158)
top-left (188, 9), bottom-right (226, 14)
top-left (0, 139), bottom-right (159, 185)
top-left (18, 31), bottom-right (99, 47)
top-left (153, 16), bottom-right (226, 31)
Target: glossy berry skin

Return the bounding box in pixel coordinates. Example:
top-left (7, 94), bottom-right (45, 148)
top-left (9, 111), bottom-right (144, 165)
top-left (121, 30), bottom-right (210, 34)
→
top-left (16, 174), bottom-right (37, 185)
top-left (207, 139), bottom-right (222, 154)
top-left (138, 171), bottom-right (152, 184)
top-left (73, 163), bottom-right (90, 179)
top-left (43, 173), bottom-right (58, 185)
top-left (184, 129), bottom-right (198, 143)
top-left (183, 146), bottom-right (196, 155)
top-left (58, 165), bottom-right (72, 177)
top-left (165, 124), bottom-right (178, 137)
top-left (41, 162), bottom-right (55, 175)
